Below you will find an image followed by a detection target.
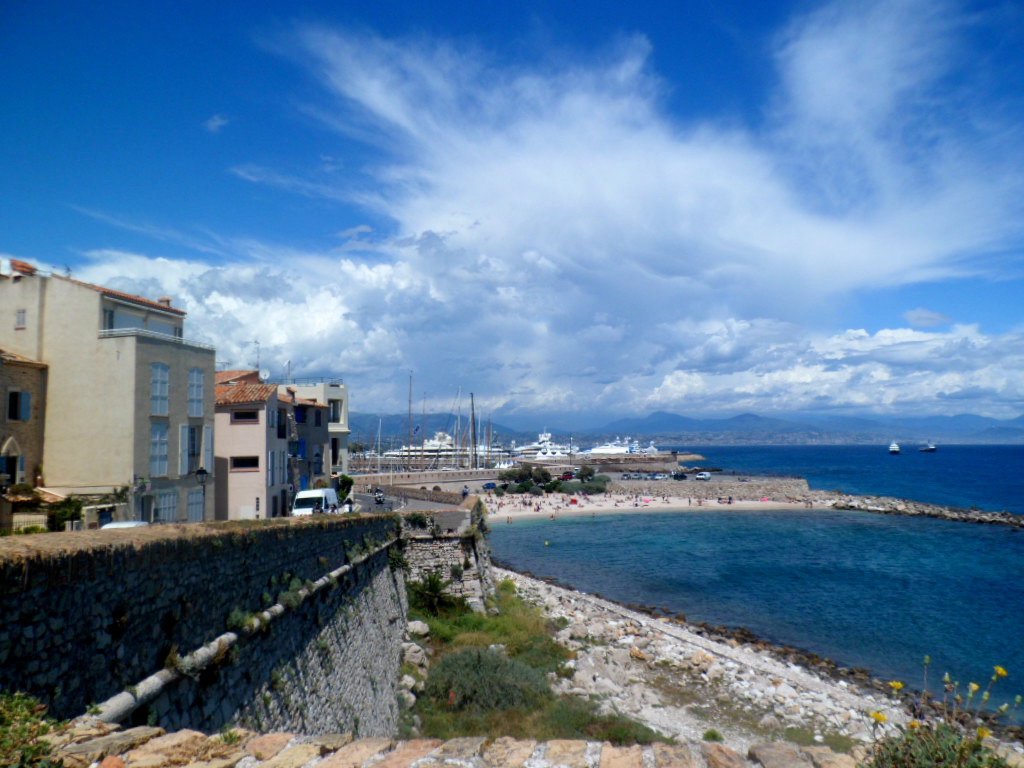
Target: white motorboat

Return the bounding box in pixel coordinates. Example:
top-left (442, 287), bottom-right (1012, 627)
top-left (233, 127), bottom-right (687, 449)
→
top-left (889, 441), bottom-right (901, 454)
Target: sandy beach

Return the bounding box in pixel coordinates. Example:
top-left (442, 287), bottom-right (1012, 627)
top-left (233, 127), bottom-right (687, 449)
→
top-left (483, 490), bottom-right (807, 523)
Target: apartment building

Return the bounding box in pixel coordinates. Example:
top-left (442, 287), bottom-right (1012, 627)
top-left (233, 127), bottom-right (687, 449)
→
top-left (214, 373), bottom-right (292, 520)
top-left (281, 380), bottom-right (350, 473)
top-left (276, 387), bottom-right (329, 492)
top-left (0, 258), bottom-right (215, 522)
top-left (0, 348), bottom-right (47, 488)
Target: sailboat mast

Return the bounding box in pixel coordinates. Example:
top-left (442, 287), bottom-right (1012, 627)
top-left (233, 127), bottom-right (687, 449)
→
top-left (407, 371), bottom-right (413, 471)
top-left (470, 393), bottom-right (477, 470)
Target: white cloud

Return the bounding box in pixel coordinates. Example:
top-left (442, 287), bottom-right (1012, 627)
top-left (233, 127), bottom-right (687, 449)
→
top-left (904, 307), bottom-right (951, 328)
top-left (67, 0), bottom-right (1024, 418)
top-left (203, 114), bottom-right (230, 133)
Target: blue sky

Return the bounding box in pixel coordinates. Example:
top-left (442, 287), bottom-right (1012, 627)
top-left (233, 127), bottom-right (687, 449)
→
top-left (2, 0), bottom-right (1024, 421)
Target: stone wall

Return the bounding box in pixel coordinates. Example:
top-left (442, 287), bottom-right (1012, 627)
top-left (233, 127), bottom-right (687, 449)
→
top-left (0, 516), bottom-right (406, 735)
top-left (403, 502), bottom-right (495, 611)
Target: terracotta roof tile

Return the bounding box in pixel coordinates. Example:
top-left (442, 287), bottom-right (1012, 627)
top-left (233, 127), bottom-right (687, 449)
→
top-left (4, 259), bottom-right (186, 315)
top-left (215, 383), bottom-right (277, 406)
top-left (0, 347), bottom-right (47, 368)
top-left (216, 370), bottom-right (260, 385)
top-left (61, 275), bottom-right (187, 316)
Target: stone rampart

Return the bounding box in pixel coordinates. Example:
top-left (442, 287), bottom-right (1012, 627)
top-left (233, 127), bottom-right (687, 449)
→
top-left (0, 516), bottom-right (406, 735)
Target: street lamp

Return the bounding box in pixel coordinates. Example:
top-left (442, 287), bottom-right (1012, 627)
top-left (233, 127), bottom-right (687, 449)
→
top-left (195, 467), bottom-right (208, 519)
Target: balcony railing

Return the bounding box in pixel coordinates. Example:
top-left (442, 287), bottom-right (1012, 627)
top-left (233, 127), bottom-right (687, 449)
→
top-left (99, 328), bottom-right (215, 351)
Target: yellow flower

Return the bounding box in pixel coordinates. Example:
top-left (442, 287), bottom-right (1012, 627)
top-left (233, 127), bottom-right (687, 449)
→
top-left (908, 720), bottom-right (921, 730)
top-left (969, 682), bottom-right (980, 694)
top-left (994, 665), bottom-right (1008, 679)
top-left (977, 726), bottom-right (992, 740)
top-left (889, 680), bottom-right (905, 692)
top-left (923, 655), bottom-right (931, 666)
top-left (870, 711), bottom-right (888, 724)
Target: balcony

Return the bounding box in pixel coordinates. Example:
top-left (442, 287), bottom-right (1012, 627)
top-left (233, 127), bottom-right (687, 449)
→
top-left (99, 328), bottom-right (215, 351)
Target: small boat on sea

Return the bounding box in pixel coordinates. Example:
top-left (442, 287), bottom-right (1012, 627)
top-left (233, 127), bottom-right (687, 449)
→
top-left (889, 441), bottom-right (901, 454)
top-left (919, 442), bottom-right (937, 453)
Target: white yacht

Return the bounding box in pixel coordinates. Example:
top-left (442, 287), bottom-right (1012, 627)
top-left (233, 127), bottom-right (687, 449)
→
top-left (889, 441), bottom-right (901, 454)
top-left (513, 432), bottom-right (575, 460)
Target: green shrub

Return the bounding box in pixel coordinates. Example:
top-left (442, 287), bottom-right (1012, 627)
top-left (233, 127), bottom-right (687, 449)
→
top-left (424, 648), bottom-right (550, 711)
top-left (0, 692), bottom-right (62, 768)
top-left (869, 723), bottom-right (1008, 768)
top-left (408, 571), bottom-right (464, 616)
top-left (449, 563), bottom-right (464, 580)
top-left (405, 512), bottom-right (429, 529)
top-left (702, 729), bottom-right (724, 742)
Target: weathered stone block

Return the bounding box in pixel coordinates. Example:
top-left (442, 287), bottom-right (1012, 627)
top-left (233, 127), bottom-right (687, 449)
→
top-left (701, 743), bottom-right (746, 768)
top-left (545, 740), bottom-right (589, 768)
top-left (482, 737), bottom-right (537, 768)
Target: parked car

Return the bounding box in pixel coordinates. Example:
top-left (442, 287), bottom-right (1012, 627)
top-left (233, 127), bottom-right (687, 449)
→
top-left (672, 472), bottom-right (687, 480)
top-left (482, 481), bottom-right (497, 490)
top-left (101, 520), bottom-right (149, 529)
top-left (560, 471), bottom-right (575, 481)
top-left (695, 472), bottom-right (712, 481)
top-left (621, 473), bottom-right (633, 480)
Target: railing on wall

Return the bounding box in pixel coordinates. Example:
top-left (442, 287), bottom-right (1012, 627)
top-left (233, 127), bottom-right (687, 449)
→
top-left (98, 328), bottom-right (215, 351)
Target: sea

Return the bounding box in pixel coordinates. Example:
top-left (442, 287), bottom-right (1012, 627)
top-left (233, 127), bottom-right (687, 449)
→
top-left (487, 444), bottom-right (1024, 708)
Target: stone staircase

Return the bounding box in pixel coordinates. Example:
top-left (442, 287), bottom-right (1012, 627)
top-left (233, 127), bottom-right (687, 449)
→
top-left (49, 719), bottom-right (865, 768)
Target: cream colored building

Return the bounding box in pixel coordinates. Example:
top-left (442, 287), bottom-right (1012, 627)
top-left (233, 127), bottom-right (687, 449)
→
top-left (281, 380), bottom-right (350, 474)
top-left (0, 258), bottom-right (215, 522)
top-left (214, 374), bottom-right (292, 520)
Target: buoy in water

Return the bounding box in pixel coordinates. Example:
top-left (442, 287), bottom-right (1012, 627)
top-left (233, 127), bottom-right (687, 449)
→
top-left (544, 540), bottom-right (550, 547)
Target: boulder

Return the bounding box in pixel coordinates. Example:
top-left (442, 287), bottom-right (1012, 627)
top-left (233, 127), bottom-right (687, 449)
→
top-left (407, 620), bottom-right (430, 637)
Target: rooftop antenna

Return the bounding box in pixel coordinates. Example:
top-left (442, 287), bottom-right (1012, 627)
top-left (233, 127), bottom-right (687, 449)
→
top-left (252, 340), bottom-right (260, 371)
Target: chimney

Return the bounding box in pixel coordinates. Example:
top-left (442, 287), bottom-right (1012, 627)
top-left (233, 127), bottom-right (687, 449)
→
top-left (157, 296), bottom-right (173, 308)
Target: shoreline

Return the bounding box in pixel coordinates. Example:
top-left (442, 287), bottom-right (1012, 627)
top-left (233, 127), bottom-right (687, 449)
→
top-left (495, 566), bottom-right (1024, 750)
top-left (478, 485), bottom-right (1024, 528)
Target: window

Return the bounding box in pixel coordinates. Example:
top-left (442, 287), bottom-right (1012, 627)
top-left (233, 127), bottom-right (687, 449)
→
top-left (154, 491), bottom-right (178, 523)
top-left (329, 400), bottom-right (342, 423)
top-left (295, 406), bottom-right (307, 424)
top-left (15, 309), bottom-right (26, 330)
top-left (231, 409), bottom-right (258, 424)
top-left (150, 422), bottom-right (169, 477)
top-left (230, 456), bottom-right (259, 471)
top-left (276, 409), bottom-right (286, 439)
top-left (268, 450), bottom-right (275, 487)
top-left (102, 308), bottom-right (114, 330)
top-left (7, 391), bottom-right (31, 421)
top-left (186, 489), bottom-right (204, 523)
top-left (268, 407), bottom-right (278, 429)
top-left (188, 368), bottom-right (203, 417)
top-left (315, 409), bottom-right (322, 427)
top-left (151, 363), bottom-right (169, 416)
top-left (179, 425), bottom-right (200, 475)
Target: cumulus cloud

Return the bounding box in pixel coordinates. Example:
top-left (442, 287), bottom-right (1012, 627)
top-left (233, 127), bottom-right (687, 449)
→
top-left (69, 0), bottom-right (1024, 418)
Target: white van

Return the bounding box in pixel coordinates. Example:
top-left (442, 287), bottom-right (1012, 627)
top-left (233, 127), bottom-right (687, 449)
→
top-left (292, 488), bottom-right (340, 515)
top-left (694, 472), bottom-right (712, 481)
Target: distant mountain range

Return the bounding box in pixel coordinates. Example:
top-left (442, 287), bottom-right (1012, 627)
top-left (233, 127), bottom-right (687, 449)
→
top-left (349, 410), bottom-right (1024, 447)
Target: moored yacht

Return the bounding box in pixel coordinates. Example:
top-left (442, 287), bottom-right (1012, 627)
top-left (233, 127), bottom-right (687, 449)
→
top-left (919, 442), bottom-right (937, 453)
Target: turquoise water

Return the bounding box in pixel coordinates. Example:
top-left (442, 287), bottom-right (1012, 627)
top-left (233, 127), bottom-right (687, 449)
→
top-left (488, 508), bottom-right (1024, 705)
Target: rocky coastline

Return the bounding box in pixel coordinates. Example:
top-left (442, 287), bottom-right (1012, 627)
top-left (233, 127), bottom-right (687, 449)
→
top-left (494, 568), bottom-right (1024, 763)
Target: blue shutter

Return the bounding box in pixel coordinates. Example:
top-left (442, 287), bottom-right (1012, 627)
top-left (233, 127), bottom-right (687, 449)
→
top-left (20, 393), bottom-right (31, 421)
